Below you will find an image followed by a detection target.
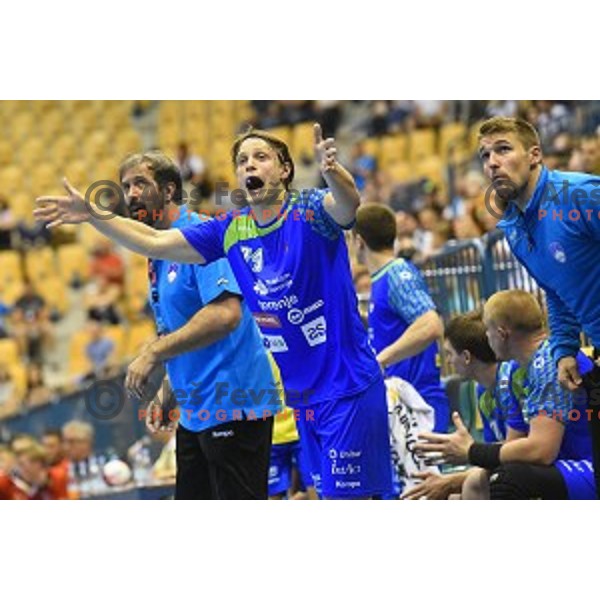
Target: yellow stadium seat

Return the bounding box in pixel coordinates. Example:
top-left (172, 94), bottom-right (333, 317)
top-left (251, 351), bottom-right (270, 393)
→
top-left (104, 325), bottom-right (126, 362)
top-left (0, 338), bottom-right (20, 365)
top-left (30, 163), bottom-right (60, 197)
top-left (7, 192), bottom-right (34, 221)
top-left (8, 112), bottom-right (35, 143)
top-left (18, 138), bottom-right (47, 167)
top-left (64, 160), bottom-right (91, 191)
top-left (82, 130), bottom-right (111, 162)
top-left (114, 129), bottom-right (142, 157)
top-left (291, 122), bottom-right (316, 161)
top-left (0, 165), bottom-right (24, 196)
top-left (57, 243), bottom-right (90, 286)
top-left (439, 122), bottom-right (467, 157)
top-left (386, 161), bottom-right (413, 184)
top-left (37, 277), bottom-right (69, 314)
top-left (267, 126), bottom-right (292, 146)
top-left (0, 250), bottom-right (24, 303)
top-left (51, 133), bottom-right (78, 167)
top-left (414, 155), bottom-right (445, 187)
top-left (379, 134), bottom-right (408, 169)
top-left (469, 121), bottom-right (485, 153)
top-left (361, 138), bottom-right (381, 163)
top-left (38, 109), bottom-right (65, 142)
top-left (409, 128), bottom-right (437, 164)
top-left (68, 329), bottom-right (90, 376)
top-left (24, 247), bottom-right (55, 284)
top-left (0, 140), bottom-right (14, 168)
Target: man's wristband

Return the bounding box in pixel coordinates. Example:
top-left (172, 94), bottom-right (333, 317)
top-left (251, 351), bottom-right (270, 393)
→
top-left (467, 443), bottom-right (501, 470)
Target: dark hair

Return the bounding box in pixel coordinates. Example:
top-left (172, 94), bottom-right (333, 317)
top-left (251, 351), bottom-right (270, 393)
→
top-left (446, 310), bottom-right (497, 363)
top-left (118, 151), bottom-right (184, 204)
top-left (355, 204), bottom-right (397, 252)
top-left (230, 127), bottom-right (295, 189)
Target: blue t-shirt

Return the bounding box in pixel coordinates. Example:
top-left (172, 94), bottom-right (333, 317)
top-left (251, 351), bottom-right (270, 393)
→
top-left (477, 361), bottom-right (529, 443)
top-left (180, 189), bottom-right (381, 407)
top-left (519, 340), bottom-right (592, 462)
top-left (150, 211), bottom-right (283, 432)
top-left (367, 258), bottom-right (448, 425)
top-left (497, 167), bottom-right (600, 362)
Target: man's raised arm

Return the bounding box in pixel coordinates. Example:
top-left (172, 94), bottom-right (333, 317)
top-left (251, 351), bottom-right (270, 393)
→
top-left (34, 178), bottom-right (205, 264)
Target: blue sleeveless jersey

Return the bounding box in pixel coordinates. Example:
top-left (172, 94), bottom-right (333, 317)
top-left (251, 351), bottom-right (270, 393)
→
top-left (181, 189), bottom-right (380, 406)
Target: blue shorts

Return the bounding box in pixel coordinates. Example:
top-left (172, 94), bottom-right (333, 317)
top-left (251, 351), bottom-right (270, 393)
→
top-left (556, 459), bottom-right (597, 500)
top-left (295, 376), bottom-right (393, 499)
top-left (268, 440), bottom-right (309, 497)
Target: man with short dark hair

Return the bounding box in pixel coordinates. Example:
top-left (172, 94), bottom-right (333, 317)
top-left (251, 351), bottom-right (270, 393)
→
top-left (355, 203), bottom-right (449, 432)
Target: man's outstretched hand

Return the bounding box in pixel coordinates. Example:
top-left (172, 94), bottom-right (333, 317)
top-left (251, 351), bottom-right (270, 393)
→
top-left (34, 177), bottom-right (90, 228)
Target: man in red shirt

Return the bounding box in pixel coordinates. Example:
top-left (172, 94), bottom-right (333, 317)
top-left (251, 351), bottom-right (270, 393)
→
top-left (0, 441), bottom-right (68, 500)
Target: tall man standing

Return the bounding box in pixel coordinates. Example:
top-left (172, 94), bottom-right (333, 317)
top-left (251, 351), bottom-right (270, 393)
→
top-left (478, 116), bottom-right (600, 496)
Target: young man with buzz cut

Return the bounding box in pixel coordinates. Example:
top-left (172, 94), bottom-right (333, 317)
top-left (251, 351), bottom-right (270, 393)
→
top-left (34, 123), bottom-right (393, 500)
top-left (354, 203), bottom-right (449, 433)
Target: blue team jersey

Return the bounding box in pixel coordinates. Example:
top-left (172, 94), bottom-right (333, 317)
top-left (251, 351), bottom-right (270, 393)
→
top-left (181, 189), bottom-right (381, 406)
top-left (477, 361), bottom-right (529, 443)
top-left (520, 340), bottom-right (592, 462)
top-left (150, 211), bottom-right (283, 432)
top-left (497, 167), bottom-right (600, 362)
top-left (367, 258), bottom-right (449, 430)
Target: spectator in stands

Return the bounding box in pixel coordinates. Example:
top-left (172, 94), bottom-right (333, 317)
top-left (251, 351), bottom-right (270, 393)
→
top-left (0, 300), bottom-right (11, 338)
top-left (62, 421), bottom-right (95, 472)
top-left (314, 101), bottom-right (342, 137)
top-left (23, 364), bottom-right (52, 407)
top-left (16, 214), bottom-right (52, 249)
top-left (355, 203), bottom-right (449, 432)
top-left (533, 101), bottom-right (573, 149)
top-left (10, 279), bottom-right (54, 364)
top-left (84, 274), bottom-right (122, 325)
top-left (578, 136), bottom-right (600, 174)
top-left (89, 239), bottom-right (125, 290)
top-left (0, 440), bottom-right (68, 499)
top-left (175, 142), bottom-right (205, 184)
top-left (0, 195), bottom-right (16, 251)
top-left (0, 362), bottom-right (20, 418)
top-left (83, 319), bottom-right (116, 380)
top-left (413, 100), bottom-right (447, 129)
top-left (0, 445), bottom-right (15, 474)
top-left (41, 429), bottom-right (67, 472)
top-left (350, 141), bottom-right (377, 192)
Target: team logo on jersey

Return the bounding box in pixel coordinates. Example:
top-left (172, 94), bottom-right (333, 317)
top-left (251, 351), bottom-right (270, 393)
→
top-left (262, 334), bottom-right (288, 353)
top-left (533, 355), bottom-right (545, 370)
top-left (253, 279), bottom-right (269, 296)
top-left (301, 316), bottom-right (327, 347)
top-left (399, 270), bottom-right (413, 281)
top-left (241, 245), bottom-right (264, 273)
top-left (167, 263), bottom-right (179, 283)
top-left (548, 242), bottom-right (566, 263)
top-left (216, 277), bottom-right (229, 287)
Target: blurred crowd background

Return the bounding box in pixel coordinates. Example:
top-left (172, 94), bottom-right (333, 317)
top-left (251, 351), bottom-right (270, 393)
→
top-left (1, 100), bottom-right (599, 493)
